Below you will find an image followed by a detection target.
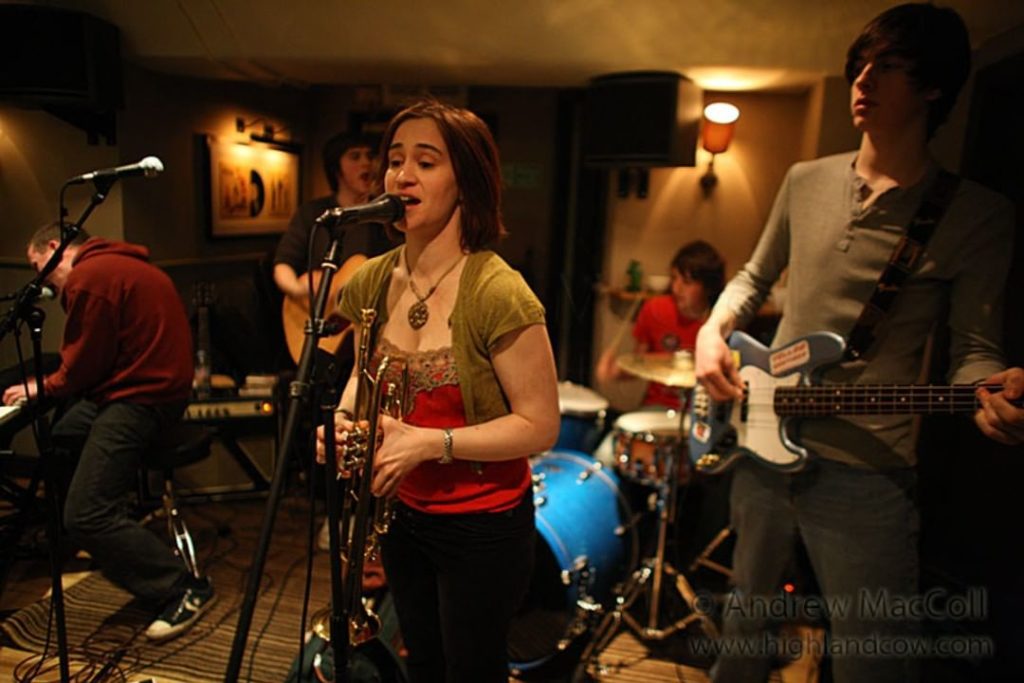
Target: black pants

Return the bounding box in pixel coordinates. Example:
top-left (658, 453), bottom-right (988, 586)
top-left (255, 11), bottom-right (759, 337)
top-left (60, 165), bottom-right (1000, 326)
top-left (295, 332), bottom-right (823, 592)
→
top-left (53, 399), bottom-right (189, 602)
top-left (380, 492), bottom-right (535, 683)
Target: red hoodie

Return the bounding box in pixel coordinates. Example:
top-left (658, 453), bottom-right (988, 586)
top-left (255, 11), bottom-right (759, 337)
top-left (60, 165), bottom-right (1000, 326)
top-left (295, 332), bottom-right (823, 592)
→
top-left (44, 238), bottom-right (193, 405)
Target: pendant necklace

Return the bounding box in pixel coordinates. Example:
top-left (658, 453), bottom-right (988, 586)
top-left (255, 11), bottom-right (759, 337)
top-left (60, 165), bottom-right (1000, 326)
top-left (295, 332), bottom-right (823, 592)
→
top-left (404, 247), bottom-right (465, 330)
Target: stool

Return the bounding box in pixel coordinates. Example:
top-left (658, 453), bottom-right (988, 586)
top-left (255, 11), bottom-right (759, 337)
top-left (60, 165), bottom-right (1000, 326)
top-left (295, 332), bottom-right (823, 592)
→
top-left (142, 423), bottom-right (214, 579)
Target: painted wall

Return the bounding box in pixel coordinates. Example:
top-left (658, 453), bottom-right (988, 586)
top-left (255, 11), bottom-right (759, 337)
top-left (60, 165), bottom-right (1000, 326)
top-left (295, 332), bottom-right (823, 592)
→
top-left (0, 71), bottom-right (565, 375)
top-left (118, 65), bottom-right (313, 262)
top-left (0, 105), bottom-right (125, 368)
top-left (587, 65), bottom-right (988, 411)
top-left (591, 88), bottom-right (821, 408)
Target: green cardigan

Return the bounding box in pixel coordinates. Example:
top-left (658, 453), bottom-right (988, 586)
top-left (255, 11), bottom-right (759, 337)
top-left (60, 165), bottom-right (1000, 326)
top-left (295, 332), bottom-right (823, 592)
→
top-left (338, 247), bottom-right (547, 426)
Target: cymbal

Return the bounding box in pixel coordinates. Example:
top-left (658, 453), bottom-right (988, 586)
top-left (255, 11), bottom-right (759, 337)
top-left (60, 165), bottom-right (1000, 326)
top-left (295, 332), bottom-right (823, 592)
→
top-left (617, 351), bottom-right (696, 387)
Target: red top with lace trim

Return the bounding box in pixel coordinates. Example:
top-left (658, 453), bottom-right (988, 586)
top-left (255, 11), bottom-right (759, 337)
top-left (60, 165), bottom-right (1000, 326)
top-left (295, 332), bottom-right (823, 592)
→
top-left (375, 338), bottom-right (530, 514)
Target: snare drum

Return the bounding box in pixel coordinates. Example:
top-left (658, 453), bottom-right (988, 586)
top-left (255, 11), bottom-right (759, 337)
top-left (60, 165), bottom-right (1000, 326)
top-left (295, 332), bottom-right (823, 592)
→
top-left (555, 381), bottom-right (608, 453)
top-left (612, 409), bottom-right (687, 485)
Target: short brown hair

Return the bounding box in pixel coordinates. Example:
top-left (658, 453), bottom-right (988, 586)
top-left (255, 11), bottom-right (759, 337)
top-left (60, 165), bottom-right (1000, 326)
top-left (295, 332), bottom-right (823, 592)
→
top-left (671, 240), bottom-right (725, 306)
top-left (377, 100), bottom-right (506, 251)
top-left (28, 221), bottom-right (90, 252)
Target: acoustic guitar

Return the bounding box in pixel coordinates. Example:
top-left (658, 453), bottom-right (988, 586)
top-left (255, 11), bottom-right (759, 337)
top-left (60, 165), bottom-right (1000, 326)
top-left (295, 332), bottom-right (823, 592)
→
top-left (281, 255), bottom-right (367, 364)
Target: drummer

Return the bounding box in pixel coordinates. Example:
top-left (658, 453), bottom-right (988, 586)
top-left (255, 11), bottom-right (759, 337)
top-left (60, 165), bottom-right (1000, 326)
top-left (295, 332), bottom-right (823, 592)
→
top-left (595, 241), bottom-right (729, 570)
top-left (595, 240), bottom-right (725, 411)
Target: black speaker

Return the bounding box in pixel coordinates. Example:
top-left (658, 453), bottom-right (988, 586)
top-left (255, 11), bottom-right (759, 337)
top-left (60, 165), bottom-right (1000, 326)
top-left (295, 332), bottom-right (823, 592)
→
top-left (0, 5), bottom-right (122, 111)
top-left (582, 71), bottom-right (702, 167)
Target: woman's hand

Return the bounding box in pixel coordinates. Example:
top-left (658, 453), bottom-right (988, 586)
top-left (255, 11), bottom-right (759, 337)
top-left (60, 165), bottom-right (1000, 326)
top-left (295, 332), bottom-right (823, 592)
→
top-left (315, 415), bottom-right (360, 474)
top-left (370, 415), bottom-right (434, 498)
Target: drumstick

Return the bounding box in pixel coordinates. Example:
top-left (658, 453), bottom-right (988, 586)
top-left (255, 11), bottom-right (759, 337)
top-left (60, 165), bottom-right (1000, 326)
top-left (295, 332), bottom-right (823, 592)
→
top-left (609, 295), bottom-right (645, 352)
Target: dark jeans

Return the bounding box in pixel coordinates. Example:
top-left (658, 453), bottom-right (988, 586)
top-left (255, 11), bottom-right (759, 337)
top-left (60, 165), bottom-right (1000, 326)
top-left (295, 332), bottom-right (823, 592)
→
top-left (380, 492), bottom-right (535, 683)
top-left (712, 458), bottom-right (919, 683)
top-left (53, 399), bottom-right (189, 603)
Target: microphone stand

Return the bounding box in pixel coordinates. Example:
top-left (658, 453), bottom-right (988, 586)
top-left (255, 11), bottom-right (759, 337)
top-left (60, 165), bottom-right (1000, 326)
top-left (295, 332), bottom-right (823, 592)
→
top-left (225, 225), bottom-right (352, 682)
top-left (0, 176), bottom-right (118, 683)
top-left (319, 380), bottom-right (349, 681)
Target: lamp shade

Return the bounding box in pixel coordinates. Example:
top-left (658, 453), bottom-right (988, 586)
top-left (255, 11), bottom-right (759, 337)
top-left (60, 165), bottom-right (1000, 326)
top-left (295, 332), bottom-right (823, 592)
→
top-left (701, 102), bottom-right (740, 154)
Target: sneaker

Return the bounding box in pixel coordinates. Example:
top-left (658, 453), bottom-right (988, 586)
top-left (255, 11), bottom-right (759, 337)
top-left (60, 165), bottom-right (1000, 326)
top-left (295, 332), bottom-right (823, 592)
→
top-left (317, 518), bottom-right (331, 552)
top-left (317, 518), bottom-right (343, 552)
top-left (145, 578), bottom-right (217, 642)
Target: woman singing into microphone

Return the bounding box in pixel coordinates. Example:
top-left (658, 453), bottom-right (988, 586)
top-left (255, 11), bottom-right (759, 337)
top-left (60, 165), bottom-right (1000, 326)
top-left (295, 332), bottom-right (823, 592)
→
top-left (317, 99), bottom-right (559, 682)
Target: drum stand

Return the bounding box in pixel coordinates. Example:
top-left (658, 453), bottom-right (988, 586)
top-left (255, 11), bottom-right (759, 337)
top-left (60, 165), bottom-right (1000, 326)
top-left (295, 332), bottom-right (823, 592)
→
top-left (572, 443), bottom-right (723, 681)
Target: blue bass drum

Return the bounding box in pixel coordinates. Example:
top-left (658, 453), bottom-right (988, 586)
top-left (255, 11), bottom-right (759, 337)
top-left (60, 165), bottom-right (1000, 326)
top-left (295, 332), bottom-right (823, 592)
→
top-left (508, 450), bottom-right (634, 672)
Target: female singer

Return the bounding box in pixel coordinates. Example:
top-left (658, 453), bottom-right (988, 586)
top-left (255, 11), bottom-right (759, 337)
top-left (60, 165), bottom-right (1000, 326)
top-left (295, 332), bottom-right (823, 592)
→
top-left (318, 99), bottom-right (559, 682)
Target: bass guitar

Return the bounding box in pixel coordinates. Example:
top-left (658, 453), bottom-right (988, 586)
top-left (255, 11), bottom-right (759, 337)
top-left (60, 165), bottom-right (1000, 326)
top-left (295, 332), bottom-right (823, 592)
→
top-left (281, 255), bottom-right (367, 364)
top-left (688, 330), bottom-right (1017, 475)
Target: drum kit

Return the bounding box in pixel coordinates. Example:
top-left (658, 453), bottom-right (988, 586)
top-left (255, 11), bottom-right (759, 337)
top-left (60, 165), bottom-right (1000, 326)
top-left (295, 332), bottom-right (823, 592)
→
top-left (509, 351), bottom-right (733, 678)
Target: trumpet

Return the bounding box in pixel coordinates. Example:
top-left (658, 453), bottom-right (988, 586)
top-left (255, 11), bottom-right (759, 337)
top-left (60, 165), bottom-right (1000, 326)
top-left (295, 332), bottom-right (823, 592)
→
top-left (316, 307), bottom-right (408, 660)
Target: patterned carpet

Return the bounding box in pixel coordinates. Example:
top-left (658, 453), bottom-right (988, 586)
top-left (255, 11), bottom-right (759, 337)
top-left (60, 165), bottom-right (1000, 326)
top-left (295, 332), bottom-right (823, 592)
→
top-left (1, 496), bottom-right (329, 682)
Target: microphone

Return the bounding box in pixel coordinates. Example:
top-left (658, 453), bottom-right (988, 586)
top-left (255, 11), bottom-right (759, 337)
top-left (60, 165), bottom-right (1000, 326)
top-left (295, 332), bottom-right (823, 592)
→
top-left (3, 284), bottom-right (56, 303)
top-left (315, 194), bottom-right (406, 229)
top-left (67, 156), bottom-right (165, 185)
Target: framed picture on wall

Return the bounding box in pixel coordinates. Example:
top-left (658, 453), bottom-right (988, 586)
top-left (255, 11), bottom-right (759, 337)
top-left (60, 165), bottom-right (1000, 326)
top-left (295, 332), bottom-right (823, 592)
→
top-left (197, 134), bottom-right (302, 237)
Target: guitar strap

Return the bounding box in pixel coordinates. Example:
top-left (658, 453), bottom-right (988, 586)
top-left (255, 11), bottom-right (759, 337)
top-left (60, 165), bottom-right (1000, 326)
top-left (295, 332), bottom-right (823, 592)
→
top-left (844, 169), bottom-right (960, 360)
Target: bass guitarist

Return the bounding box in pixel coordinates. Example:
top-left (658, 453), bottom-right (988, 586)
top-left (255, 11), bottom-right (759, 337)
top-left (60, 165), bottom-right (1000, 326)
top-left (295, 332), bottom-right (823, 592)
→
top-left (693, 4), bottom-right (1023, 682)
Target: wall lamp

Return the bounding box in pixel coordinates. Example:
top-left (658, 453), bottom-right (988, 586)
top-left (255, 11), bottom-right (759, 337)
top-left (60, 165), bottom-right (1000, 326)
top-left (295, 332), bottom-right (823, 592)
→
top-left (699, 102), bottom-right (740, 195)
top-left (236, 116), bottom-right (290, 145)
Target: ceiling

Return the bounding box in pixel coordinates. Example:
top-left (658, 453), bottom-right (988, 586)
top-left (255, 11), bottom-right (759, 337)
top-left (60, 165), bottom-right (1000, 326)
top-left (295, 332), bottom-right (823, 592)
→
top-left (27, 0), bottom-right (1024, 91)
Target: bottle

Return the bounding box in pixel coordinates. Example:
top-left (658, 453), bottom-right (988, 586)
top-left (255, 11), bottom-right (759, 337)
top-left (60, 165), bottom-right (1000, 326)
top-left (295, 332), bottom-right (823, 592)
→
top-left (626, 260), bottom-right (643, 292)
top-left (194, 348), bottom-right (211, 400)
top-left (192, 282), bottom-right (213, 400)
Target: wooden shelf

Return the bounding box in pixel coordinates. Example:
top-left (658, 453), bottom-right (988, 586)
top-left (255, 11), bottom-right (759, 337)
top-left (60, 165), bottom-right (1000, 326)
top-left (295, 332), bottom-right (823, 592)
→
top-left (595, 284), bottom-right (657, 302)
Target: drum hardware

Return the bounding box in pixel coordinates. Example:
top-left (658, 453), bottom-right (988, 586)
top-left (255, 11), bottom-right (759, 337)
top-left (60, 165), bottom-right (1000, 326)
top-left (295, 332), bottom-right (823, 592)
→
top-left (554, 560), bottom-right (603, 652)
top-left (572, 403), bottom-right (723, 681)
top-left (689, 526), bottom-right (733, 579)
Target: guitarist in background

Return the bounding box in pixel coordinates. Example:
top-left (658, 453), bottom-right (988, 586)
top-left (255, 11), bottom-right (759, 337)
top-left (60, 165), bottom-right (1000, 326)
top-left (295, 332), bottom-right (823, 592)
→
top-left (273, 131), bottom-right (393, 550)
top-left (273, 130), bottom-right (392, 324)
top-left (694, 4), bottom-right (1023, 682)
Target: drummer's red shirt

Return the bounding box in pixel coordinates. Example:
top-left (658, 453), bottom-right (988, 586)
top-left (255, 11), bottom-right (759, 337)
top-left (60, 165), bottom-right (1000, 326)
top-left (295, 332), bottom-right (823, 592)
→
top-left (632, 294), bottom-right (701, 409)
top-left (376, 342), bottom-right (530, 514)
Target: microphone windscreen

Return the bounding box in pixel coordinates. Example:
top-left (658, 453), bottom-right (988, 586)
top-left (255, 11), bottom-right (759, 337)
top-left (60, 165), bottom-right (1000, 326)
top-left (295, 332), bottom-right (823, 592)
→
top-left (140, 156), bottom-right (165, 174)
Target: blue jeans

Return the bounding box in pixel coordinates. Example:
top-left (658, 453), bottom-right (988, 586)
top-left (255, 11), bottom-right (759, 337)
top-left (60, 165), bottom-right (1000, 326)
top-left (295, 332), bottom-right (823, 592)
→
top-left (712, 458), bottom-right (919, 683)
top-left (380, 492), bottom-right (535, 683)
top-left (53, 399), bottom-right (189, 602)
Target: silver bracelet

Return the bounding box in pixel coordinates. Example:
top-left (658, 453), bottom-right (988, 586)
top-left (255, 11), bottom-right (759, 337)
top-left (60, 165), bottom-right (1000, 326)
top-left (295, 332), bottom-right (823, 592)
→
top-left (439, 428), bottom-right (454, 465)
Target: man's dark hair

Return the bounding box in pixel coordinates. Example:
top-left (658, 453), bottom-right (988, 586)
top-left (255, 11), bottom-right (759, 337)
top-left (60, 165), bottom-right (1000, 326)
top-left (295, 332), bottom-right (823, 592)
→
top-left (29, 221), bottom-right (90, 252)
top-left (322, 131), bottom-right (379, 193)
top-left (671, 240), bottom-right (725, 306)
top-left (845, 3), bottom-right (971, 138)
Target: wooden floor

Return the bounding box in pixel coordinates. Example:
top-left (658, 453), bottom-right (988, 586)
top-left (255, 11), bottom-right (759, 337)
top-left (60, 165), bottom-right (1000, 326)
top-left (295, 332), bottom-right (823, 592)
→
top-left (0, 564), bottom-right (819, 682)
top-left (0, 496), bottom-right (819, 683)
